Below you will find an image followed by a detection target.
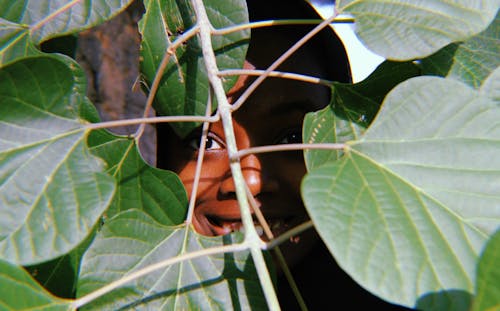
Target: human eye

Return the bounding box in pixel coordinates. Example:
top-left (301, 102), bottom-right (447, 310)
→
top-left (276, 128), bottom-right (303, 144)
top-left (188, 132), bottom-right (225, 151)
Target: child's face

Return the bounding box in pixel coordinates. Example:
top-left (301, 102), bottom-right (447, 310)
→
top-left (162, 53), bottom-right (331, 266)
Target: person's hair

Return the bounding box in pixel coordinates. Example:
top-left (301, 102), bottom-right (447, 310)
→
top-left (246, 0), bottom-right (351, 82)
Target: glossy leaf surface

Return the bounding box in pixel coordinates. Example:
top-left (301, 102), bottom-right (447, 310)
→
top-left (337, 0), bottom-right (499, 60)
top-left (302, 76), bottom-right (500, 309)
top-left (304, 61), bottom-right (420, 170)
top-left (0, 259), bottom-right (71, 310)
top-left (421, 11), bottom-right (499, 89)
top-left (88, 130), bottom-right (188, 224)
top-left (472, 229), bottom-right (500, 311)
top-left (0, 56), bottom-right (115, 265)
top-left (0, 0), bottom-right (133, 66)
top-left (77, 209), bottom-right (266, 310)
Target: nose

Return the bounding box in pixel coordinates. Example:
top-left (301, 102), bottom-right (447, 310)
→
top-left (219, 154), bottom-right (262, 196)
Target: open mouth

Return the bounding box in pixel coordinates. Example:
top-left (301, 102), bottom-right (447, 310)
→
top-left (205, 214), bottom-right (293, 240)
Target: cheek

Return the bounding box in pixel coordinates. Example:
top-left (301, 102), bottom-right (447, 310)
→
top-left (176, 152), bottom-right (229, 199)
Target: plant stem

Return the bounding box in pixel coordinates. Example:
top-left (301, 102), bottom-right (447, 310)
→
top-left (192, 0), bottom-right (281, 309)
top-left (85, 115), bottom-right (217, 131)
top-left (212, 17), bottom-right (354, 36)
top-left (71, 243), bottom-right (247, 309)
top-left (235, 143), bottom-right (346, 158)
top-left (219, 69), bottom-right (333, 86)
top-left (231, 13), bottom-right (340, 112)
top-left (135, 26), bottom-right (199, 140)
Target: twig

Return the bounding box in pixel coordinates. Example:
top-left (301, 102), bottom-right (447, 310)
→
top-left (219, 69), bottom-right (333, 86)
top-left (192, 0), bottom-right (280, 309)
top-left (71, 243), bottom-right (247, 309)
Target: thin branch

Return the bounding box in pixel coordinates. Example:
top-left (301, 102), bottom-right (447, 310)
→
top-left (235, 143), bottom-right (346, 159)
top-left (135, 26), bottom-right (200, 140)
top-left (71, 242), bottom-right (247, 309)
top-left (212, 17), bottom-right (355, 36)
top-left (85, 115), bottom-right (218, 131)
top-left (245, 185), bottom-right (309, 311)
top-left (265, 221), bottom-right (314, 250)
top-left (219, 69), bottom-right (333, 86)
top-left (192, 0), bottom-right (280, 309)
top-left (185, 90), bottom-right (213, 224)
top-left (231, 13), bottom-right (340, 112)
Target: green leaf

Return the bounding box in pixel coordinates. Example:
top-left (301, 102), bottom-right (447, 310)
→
top-left (139, 0), bottom-right (250, 137)
top-left (0, 259), bottom-right (72, 310)
top-left (421, 11), bottom-right (499, 89)
top-left (472, 228), bottom-right (500, 311)
top-left (0, 55), bottom-right (115, 265)
top-left (481, 66), bottom-right (500, 102)
top-left (0, 0), bottom-right (134, 67)
top-left (303, 61), bottom-right (420, 170)
top-left (77, 209), bottom-right (267, 310)
top-left (302, 76), bottom-right (500, 309)
top-left (88, 130), bottom-right (188, 225)
top-left (337, 0), bottom-right (499, 60)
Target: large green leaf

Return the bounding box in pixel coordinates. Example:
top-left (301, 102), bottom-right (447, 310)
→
top-left (0, 0), bottom-right (134, 67)
top-left (480, 66), bottom-right (500, 102)
top-left (88, 130), bottom-right (188, 225)
top-left (472, 229), bottom-right (500, 311)
top-left (0, 259), bottom-right (72, 310)
top-left (139, 0), bottom-right (250, 137)
top-left (421, 11), bottom-right (499, 89)
top-left (302, 76), bottom-right (500, 309)
top-left (303, 61), bottom-right (420, 170)
top-left (337, 0), bottom-right (499, 60)
top-left (0, 55), bottom-right (115, 265)
top-left (77, 209), bottom-right (267, 310)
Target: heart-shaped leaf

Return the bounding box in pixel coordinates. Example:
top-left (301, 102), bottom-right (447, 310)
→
top-left (302, 76), bottom-right (500, 309)
top-left (0, 259), bottom-right (72, 310)
top-left (88, 130), bottom-right (188, 224)
top-left (77, 209), bottom-right (267, 310)
top-left (337, 0), bottom-right (499, 60)
top-left (0, 55), bottom-right (115, 265)
top-left (139, 0), bottom-right (249, 137)
top-left (471, 229), bottom-right (500, 311)
top-left (0, 0), bottom-right (134, 67)
top-left (421, 11), bottom-right (499, 89)
top-left (304, 61), bottom-right (420, 170)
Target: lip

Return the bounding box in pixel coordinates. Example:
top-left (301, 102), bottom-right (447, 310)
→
top-left (193, 199), bottom-right (306, 239)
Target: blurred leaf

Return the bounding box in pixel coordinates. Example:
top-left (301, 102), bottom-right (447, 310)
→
top-left (139, 0), bottom-right (249, 137)
top-left (0, 55), bottom-right (115, 265)
top-left (304, 61), bottom-right (420, 170)
top-left (302, 76), bottom-right (500, 309)
top-left (0, 0), bottom-right (134, 67)
top-left (77, 209), bottom-right (267, 310)
top-left (421, 11), bottom-right (499, 89)
top-left (88, 130), bottom-right (188, 224)
top-left (0, 259), bottom-right (72, 310)
top-left (337, 0), bottom-right (499, 60)
top-left (472, 228), bottom-right (500, 311)
top-left (480, 66), bottom-right (500, 102)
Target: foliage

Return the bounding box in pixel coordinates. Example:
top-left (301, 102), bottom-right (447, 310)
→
top-left (0, 0), bottom-right (498, 310)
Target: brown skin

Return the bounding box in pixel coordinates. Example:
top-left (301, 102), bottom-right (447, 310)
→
top-left (161, 41), bottom-right (331, 267)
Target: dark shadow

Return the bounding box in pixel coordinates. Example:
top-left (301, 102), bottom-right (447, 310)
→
top-left (416, 289), bottom-right (473, 311)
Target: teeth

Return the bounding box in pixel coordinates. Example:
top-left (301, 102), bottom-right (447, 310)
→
top-left (255, 225), bottom-right (264, 237)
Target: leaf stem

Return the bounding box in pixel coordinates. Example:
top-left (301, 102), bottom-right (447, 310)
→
top-left (235, 143), bottom-right (346, 159)
top-left (265, 221), bottom-right (314, 250)
top-left (212, 17), bottom-right (354, 36)
top-left (219, 69), bottom-right (333, 86)
top-left (85, 115), bottom-right (218, 131)
top-left (192, 0), bottom-right (280, 309)
top-left (135, 26), bottom-right (200, 140)
top-left (71, 243), bottom-right (247, 309)
top-left (231, 13), bottom-right (341, 112)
